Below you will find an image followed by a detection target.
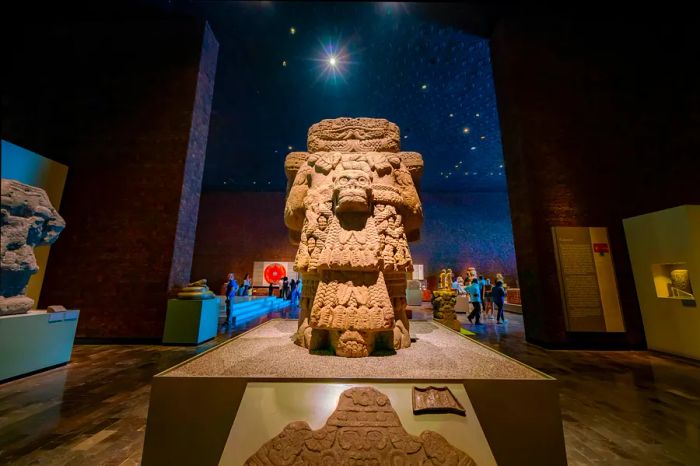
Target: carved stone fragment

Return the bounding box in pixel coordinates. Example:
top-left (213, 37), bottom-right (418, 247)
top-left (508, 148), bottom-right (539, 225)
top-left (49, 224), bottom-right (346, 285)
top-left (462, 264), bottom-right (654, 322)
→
top-left (285, 118), bottom-right (423, 357)
top-left (412, 386), bottom-right (467, 416)
top-left (1, 179), bottom-right (65, 316)
top-left (246, 386), bottom-right (476, 465)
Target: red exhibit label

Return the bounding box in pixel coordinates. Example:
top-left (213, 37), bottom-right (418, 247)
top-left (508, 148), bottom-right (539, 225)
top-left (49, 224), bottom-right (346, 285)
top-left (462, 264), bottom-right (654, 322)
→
top-left (593, 243), bottom-right (609, 254)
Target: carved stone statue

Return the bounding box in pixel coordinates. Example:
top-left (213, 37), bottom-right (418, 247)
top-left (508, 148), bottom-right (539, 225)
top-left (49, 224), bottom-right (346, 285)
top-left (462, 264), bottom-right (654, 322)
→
top-left (438, 268), bottom-right (447, 290)
top-left (246, 386), bottom-right (476, 465)
top-left (284, 118), bottom-right (423, 357)
top-left (1, 179), bottom-right (66, 316)
top-left (176, 278), bottom-right (215, 300)
top-left (446, 268), bottom-right (453, 289)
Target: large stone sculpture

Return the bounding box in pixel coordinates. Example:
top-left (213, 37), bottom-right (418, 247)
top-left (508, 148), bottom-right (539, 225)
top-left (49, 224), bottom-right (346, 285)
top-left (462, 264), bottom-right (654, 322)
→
top-left (246, 386), bottom-right (476, 465)
top-left (1, 179), bottom-right (65, 316)
top-left (284, 117), bottom-right (423, 357)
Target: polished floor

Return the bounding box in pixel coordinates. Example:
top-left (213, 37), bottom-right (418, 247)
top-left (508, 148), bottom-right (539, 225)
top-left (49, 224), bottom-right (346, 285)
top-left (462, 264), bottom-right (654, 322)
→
top-left (1, 304), bottom-right (699, 465)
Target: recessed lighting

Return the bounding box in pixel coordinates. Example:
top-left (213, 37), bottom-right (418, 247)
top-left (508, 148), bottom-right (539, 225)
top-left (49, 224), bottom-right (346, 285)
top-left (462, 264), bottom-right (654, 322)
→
top-left (223, 181), bottom-right (227, 184)
top-left (282, 60), bottom-right (287, 67)
top-left (499, 164), bottom-right (503, 168)
top-left (463, 127), bottom-right (470, 134)
top-left (253, 181), bottom-right (257, 185)
top-left (470, 146), bottom-right (476, 150)
top-left (475, 113), bottom-right (480, 117)
top-left (421, 84), bottom-right (428, 90)
top-left (449, 113), bottom-right (454, 117)
top-left (290, 27), bottom-right (296, 35)
top-left (329, 56), bottom-right (337, 67)
top-left (288, 145), bottom-right (293, 150)
top-left (480, 135), bottom-right (486, 140)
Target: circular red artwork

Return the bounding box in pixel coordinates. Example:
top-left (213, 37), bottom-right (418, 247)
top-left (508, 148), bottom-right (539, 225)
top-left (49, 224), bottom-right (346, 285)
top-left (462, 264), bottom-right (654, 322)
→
top-left (264, 263), bottom-right (286, 285)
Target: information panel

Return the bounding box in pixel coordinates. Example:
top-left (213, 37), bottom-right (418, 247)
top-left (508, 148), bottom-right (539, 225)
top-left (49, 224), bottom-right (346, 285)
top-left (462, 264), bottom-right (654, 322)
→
top-left (552, 227), bottom-right (625, 332)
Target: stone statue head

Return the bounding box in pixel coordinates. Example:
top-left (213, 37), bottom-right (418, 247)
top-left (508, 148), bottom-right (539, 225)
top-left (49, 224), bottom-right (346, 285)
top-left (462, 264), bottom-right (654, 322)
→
top-left (333, 167), bottom-right (372, 213)
top-left (1, 179), bottom-right (65, 315)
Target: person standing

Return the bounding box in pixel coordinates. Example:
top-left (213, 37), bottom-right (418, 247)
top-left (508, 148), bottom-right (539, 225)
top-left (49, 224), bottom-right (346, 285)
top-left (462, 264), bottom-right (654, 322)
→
top-left (225, 273), bottom-right (239, 327)
top-left (280, 276), bottom-right (289, 299)
top-left (491, 280), bottom-right (507, 324)
top-left (466, 278), bottom-right (482, 324)
top-left (239, 273), bottom-right (251, 296)
top-left (289, 279), bottom-right (297, 301)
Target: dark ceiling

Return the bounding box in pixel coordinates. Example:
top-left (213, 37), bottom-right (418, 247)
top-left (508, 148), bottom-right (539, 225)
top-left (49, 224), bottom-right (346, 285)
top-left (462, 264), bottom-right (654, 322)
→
top-left (187, 2), bottom-right (507, 193)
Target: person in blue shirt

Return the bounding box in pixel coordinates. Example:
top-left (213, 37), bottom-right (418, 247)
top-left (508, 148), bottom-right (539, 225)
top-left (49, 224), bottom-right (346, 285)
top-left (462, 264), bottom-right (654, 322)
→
top-left (225, 273), bottom-right (239, 327)
top-left (491, 280), bottom-right (507, 324)
top-left (466, 278), bottom-right (482, 324)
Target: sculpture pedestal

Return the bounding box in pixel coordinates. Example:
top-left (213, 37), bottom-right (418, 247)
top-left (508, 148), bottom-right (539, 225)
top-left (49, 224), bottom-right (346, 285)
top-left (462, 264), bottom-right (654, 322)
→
top-left (162, 298), bottom-right (219, 345)
top-left (455, 295), bottom-right (470, 313)
top-left (0, 310), bottom-right (79, 382)
top-left (142, 319), bottom-right (566, 466)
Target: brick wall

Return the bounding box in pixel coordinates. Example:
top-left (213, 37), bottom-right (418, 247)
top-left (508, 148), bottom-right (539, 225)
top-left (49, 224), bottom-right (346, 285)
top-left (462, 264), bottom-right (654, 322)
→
top-left (491, 18), bottom-right (700, 348)
top-left (4, 18), bottom-right (218, 339)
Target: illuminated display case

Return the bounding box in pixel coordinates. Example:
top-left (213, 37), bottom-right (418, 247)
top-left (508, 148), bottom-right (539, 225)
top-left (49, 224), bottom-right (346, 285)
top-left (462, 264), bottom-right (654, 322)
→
top-left (651, 263), bottom-right (694, 300)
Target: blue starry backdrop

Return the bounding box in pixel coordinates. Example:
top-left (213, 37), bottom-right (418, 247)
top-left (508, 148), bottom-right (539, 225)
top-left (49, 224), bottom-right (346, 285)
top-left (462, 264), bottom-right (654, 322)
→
top-left (193, 2), bottom-right (506, 193)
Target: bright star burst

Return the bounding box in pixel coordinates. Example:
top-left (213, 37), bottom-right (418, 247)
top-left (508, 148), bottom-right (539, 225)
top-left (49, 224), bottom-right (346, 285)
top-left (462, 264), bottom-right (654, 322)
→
top-left (310, 39), bottom-right (356, 85)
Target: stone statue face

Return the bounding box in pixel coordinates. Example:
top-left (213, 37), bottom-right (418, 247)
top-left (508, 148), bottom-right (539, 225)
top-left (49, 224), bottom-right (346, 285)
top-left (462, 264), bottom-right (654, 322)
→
top-left (333, 168), bottom-right (372, 213)
top-left (1, 179), bottom-right (65, 315)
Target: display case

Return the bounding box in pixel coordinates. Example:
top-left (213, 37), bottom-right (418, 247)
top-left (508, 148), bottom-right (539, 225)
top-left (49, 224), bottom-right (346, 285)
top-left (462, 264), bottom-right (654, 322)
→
top-left (651, 263), bottom-right (694, 300)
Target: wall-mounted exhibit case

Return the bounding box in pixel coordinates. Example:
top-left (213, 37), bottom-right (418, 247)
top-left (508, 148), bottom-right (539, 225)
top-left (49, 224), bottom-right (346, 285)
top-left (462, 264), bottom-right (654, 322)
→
top-left (624, 205), bottom-right (700, 360)
top-left (552, 226), bottom-right (625, 332)
top-left (650, 263), bottom-right (694, 300)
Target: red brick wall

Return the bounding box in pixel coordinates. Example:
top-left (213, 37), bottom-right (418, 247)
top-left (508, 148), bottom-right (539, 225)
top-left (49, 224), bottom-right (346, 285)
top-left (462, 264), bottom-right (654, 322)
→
top-left (491, 18), bottom-right (700, 348)
top-left (4, 19), bottom-right (218, 339)
top-left (191, 192), bottom-right (297, 291)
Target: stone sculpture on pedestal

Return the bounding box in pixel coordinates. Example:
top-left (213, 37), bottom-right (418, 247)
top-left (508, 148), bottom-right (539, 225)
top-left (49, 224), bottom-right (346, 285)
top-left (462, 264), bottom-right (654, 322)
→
top-left (176, 279), bottom-right (216, 300)
top-left (1, 179), bottom-right (66, 316)
top-left (284, 117), bottom-right (423, 357)
top-left (246, 386), bottom-right (476, 465)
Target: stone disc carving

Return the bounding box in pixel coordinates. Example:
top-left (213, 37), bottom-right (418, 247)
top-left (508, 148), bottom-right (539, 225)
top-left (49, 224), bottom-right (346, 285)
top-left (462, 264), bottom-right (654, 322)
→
top-left (246, 386), bottom-right (476, 465)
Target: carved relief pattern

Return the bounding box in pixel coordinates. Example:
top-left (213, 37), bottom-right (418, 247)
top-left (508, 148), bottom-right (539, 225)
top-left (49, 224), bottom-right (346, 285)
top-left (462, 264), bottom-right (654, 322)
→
top-left (246, 387), bottom-right (476, 466)
top-left (284, 118), bottom-right (423, 357)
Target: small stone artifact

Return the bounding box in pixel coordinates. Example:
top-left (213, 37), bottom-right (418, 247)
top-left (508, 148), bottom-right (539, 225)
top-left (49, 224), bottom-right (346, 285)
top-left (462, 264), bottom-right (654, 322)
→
top-left (669, 269), bottom-right (692, 294)
top-left (412, 386), bottom-right (467, 416)
top-left (285, 117), bottom-right (424, 357)
top-left (1, 179), bottom-right (66, 316)
top-left (432, 289), bottom-right (458, 320)
top-left (246, 386), bottom-right (476, 465)
top-left (176, 279), bottom-right (215, 300)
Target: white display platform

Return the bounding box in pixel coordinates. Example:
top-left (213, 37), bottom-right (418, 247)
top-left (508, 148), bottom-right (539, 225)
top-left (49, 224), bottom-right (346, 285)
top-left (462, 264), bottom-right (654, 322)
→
top-left (142, 319), bottom-right (566, 466)
top-left (0, 309), bottom-right (79, 382)
top-left (220, 381), bottom-right (496, 466)
top-left (455, 294), bottom-right (470, 312)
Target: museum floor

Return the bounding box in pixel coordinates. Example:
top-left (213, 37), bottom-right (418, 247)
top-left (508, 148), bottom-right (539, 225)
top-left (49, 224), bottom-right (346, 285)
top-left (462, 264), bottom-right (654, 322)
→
top-left (1, 305), bottom-right (699, 465)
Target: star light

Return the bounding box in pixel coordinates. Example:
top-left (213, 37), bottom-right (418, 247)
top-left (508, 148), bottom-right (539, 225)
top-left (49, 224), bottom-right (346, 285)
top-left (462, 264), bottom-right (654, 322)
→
top-left (311, 39), bottom-right (356, 85)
